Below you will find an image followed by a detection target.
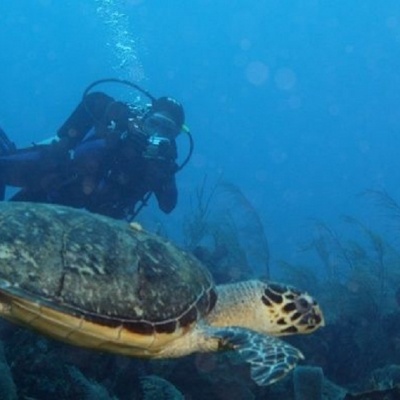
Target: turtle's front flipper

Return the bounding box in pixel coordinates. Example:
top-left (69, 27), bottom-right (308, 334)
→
top-left (213, 327), bottom-right (304, 386)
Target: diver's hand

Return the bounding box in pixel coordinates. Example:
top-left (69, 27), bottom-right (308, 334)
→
top-left (128, 130), bottom-right (148, 154)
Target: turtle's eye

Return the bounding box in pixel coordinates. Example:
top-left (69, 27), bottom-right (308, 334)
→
top-left (295, 296), bottom-right (312, 314)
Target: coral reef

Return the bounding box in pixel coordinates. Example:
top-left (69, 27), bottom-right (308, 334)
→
top-left (293, 366), bottom-right (324, 400)
top-left (0, 341), bottom-right (17, 400)
top-left (68, 366), bottom-right (117, 400)
top-left (184, 178), bottom-right (269, 283)
top-left (140, 375), bottom-right (184, 400)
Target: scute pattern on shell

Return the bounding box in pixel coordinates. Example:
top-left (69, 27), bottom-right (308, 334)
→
top-left (0, 202), bottom-right (215, 330)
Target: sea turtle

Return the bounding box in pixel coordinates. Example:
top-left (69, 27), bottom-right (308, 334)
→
top-left (0, 202), bottom-right (324, 386)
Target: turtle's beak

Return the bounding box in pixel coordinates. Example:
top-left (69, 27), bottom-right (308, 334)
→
top-left (295, 294), bottom-right (325, 333)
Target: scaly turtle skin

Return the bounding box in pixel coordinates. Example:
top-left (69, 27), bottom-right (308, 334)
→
top-left (0, 202), bottom-right (324, 386)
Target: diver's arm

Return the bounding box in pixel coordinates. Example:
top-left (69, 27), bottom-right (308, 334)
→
top-left (57, 92), bottom-right (130, 148)
top-left (57, 92), bottom-right (113, 146)
top-left (152, 166), bottom-right (178, 214)
top-left (146, 139), bottom-right (179, 213)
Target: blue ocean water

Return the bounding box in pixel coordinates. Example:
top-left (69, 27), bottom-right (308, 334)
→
top-left (2, 0), bottom-right (400, 278)
top-left (1, 2), bottom-right (400, 398)
top-left (1, 0), bottom-right (400, 271)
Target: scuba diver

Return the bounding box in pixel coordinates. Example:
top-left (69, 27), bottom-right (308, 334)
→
top-left (0, 79), bottom-right (193, 220)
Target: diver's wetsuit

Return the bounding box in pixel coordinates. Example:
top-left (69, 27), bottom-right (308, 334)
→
top-left (0, 92), bottom-right (178, 219)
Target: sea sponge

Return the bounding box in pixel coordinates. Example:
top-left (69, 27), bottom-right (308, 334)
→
top-left (141, 375), bottom-right (184, 400)
top-left (0, 341), bottom-right (17, 400)
top-left (293, 366), bottom-right (324, 400)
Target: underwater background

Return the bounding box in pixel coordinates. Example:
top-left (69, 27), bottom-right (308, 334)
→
top-left (1, 0), bottom-right (400, 399)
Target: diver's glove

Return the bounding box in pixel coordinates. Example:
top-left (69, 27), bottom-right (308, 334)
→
top-left (125, 130), bottom-right (148, 154)
top-left (0, 127), bottom-right (16, 156)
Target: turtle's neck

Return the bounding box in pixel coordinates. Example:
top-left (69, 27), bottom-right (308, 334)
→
top-left (205, 280), bottom-right (266, 331)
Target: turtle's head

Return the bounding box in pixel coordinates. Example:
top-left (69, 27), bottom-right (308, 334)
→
top-left (260, 282), bottom-right (324, 336)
